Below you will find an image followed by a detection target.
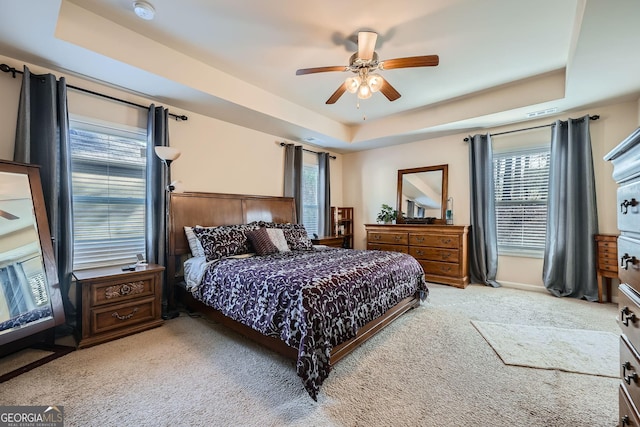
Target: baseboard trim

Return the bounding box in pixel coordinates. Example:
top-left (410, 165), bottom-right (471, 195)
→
top-left (498, 281), bottom-right (619, 304)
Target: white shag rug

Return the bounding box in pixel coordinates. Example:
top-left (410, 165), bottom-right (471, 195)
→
top-left (471, 320), bottom-right (619, 378)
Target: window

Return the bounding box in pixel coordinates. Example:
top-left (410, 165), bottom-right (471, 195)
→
top-left (70, 119), bottom-right (147, 270)
top-left (302, 152), bottom-right (319, 237)
top-left (493, 146), bottom-right (550, 255)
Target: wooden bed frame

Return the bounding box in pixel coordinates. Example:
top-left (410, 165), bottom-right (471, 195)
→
top-left (166, 191), bottom-right (421, 366)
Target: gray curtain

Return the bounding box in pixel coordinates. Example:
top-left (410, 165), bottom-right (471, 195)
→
top-left (283, 144), bottom-right (303, 222)
top-left (406, 200), bottom-right (415, 218)
top-left (13, 65), bottom-right (75, 317)
top-left (318, 152), bottom-right (331, 236)
top-left (145, 105), bottom-right (169, 269)
top-left (468, 134), bottom-right (500, 287)
top-left (543, 116), bottom-right (598, 300)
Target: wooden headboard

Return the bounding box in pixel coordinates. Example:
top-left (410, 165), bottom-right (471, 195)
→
top-left (168, 191), bottom-right (297, 256)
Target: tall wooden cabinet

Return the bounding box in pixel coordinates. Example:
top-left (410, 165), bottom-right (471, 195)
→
top-left (365, 224), bottom-right (469, 288)
top-left (604, 127), bottom-right (640, 425)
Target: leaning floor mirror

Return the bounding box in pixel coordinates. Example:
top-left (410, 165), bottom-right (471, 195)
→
top-left (0, 160), bottom-right (64, 349)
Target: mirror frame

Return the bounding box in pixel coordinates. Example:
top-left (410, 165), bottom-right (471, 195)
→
top-left (0, 160), bottom-right (65, 348)
top-left (396, 164), bottom-right (448, 225)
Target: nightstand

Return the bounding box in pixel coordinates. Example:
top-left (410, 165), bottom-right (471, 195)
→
top-left (74, 264), bottom-right (164, 348)
top-left (311, 235), bottom-right (346, 248)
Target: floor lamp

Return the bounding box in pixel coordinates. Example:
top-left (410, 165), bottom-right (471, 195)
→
top-left (154, 146), bottom-right (181, 320)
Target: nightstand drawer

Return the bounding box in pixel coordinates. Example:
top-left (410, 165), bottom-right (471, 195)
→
top-left (90, 275), bottom-right (157, 307)
top-left (91, 297), bottom-right (158, 336)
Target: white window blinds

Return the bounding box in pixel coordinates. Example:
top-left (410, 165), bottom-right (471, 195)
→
top-left (302, 160), bottom-right (319, 237)
top-left (70, 120), bottom-right (147, 270)
top-left (493, 146), bottom-right (550, 254)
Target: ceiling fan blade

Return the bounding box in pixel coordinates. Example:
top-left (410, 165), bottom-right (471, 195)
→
top-left (379, 77), bottom-right (401, 102)
top-left (381, 55), bottom-right (440, 70)
top-left (326, 83), bottom-right (347, 104)
top-left (358, 31), bottom-right (378, 61)
top-left (0, 209), bottom-right (19, 220)
top-left (296, 66), bottom-right (347, 75)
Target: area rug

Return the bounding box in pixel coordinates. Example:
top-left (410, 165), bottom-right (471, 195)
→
top-left (471, 320), bottom-right (618, 378)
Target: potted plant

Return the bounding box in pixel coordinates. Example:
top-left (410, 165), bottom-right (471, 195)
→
top-left (376, 204), bottom-right (397, 224)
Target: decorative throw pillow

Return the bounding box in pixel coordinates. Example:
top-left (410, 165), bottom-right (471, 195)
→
top-left (192, 224), bottom-right (258, 261)
top-left (247, 221), bottom-right (313, 251)
top-left (266, 228), bottom-right (290, 252)
top-left (184, 226), bottom-right (205, 258)
top-left (246, 228), bottom-right (278, 256)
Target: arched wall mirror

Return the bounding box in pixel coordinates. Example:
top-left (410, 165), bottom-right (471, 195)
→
top-left (396, 164), bottom-right (448, 224)
top-left (0, 160), bottom-right (64, 348)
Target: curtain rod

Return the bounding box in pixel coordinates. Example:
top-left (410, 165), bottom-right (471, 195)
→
top-left (463, 114), bottom-right (599, 142)
top-left (279, 142), bottom-right (337, 159)
top-left (0, 63), bottom-right (188, 122)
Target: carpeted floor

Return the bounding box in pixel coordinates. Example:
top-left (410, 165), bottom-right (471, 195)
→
top-left (0, 284), bottom-right (620, 426)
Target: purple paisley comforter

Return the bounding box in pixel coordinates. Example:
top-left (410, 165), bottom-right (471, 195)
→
top-left (190, 248), bottom-right (427, 400)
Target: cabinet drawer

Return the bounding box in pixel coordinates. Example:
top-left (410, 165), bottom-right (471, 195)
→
top-left (619, 181), bottom-right (640, 233)
top-left (409, 233), bottom-right (459, 249)
top-left (619, 285), bottom-right (640, 350)
top-left (419, 260), bottom-right (461, 278)
top-left (620, 237), bottom-right (640, 292)
top-left (409, 247), bottom-right (459, 263)
top-left (622, 335), bottom-right (640, 406)
top-left (599, 240), bottom-right (618, 252)
top-left (620, 384), bottom-right (640, 427)
top-left (367, 243), bottom-right (408, 254)
top-left (367, 232), bottom-right (408, 245)
top-left (91, 297), bottom-right (157, 336)
top-left (89, 275), bottom-right (157, 307)
top-left (600, 257), bottom-right (619, 273)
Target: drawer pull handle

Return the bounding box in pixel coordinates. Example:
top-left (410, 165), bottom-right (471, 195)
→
top-left (416, 250), bottom-right (424, 256)
top-left (622, 361), bottom-right (638, 384)
top-left (621, 198), bottom-right (638, 214)
top-left (441, 238), bottom-right (452, 244)
top-left (373, 235), bottom-right (381, 240)
top-left (441, 252), bottom-right (451, 259)
top-left (621, 415), bottom-right (630, 426)
top-left (112, 307), bottom-right (139, 321)
top-left (416, 236), bottom-right (425, 242)
top-left (621, 306), bottom-right (637, 327)
top-left (621, 253), bottom-right (637, 270)
top-left (394, 235), bottom-right (402, 241)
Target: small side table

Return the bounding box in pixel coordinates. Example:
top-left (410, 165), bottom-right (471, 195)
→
top-left (74, 264), bottom-right (164, 348)
top-left (594, 234), bottom-right (618, 303)
top-left (311, 235), bottom-right (346, 248)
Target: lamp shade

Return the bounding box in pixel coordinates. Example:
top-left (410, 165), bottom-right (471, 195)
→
top-left (154, 146), bottom-right (181, 162)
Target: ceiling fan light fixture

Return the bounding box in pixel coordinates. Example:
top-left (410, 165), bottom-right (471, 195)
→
top-left (357, 83), bottom-right (372, 99)
top-left (367, 74), bottom-right (383, 93)
top-left (133, 1), bottom-right (156, 20)
top-left (345, 76), bottom-right (361, 93)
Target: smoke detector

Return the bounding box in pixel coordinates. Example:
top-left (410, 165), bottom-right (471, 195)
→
top-left (133, 1), bottom-right (155, 20)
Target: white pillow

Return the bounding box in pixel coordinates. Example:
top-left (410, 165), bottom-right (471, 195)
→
top-left (266, 228), bottom-right (290, 252)
top-left (184, 226), bottom-right (205, 258)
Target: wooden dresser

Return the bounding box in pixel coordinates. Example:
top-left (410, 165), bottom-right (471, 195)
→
top-left (365, 224), bottom-right (469, 288)
top-left (604, 127), bottom-right (640, 425)
top-left (74, 264), bottom-right (164, 348)
top-left (595, 234), bottom-right (618, 303)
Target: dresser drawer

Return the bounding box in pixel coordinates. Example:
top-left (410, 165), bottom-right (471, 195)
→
top-left (619, 181), bottom-right (640, 233)
top-left (620, 384), bottom-right (640, 427)
top-left (409, 247), bottom-right (459, 263)
top-left (409, 233), bottom-right (459, 249)
top-left (622, 334), bottom-right (640, 406)
top-left (419, 260), bottom-right (461, 278)
top-left (89, 275), bottom-right (157, 307)
top-left (620, 285), bottom-right (640, 350)
top-left (367, 243), bottom-right (408, 253)
top-left (91, 297), bottom-right (158, 336)
top-left (367, 231), bottom-right (408, 245)
top-left (619, 236), bottom-right (640, 291)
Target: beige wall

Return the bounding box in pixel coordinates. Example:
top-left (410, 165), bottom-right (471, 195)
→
top-left (0, 56), bottom-right (343, 207)
top-left (344, 100), bottom-right (640, 293)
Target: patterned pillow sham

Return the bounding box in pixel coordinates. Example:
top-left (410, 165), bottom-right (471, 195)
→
top-left (192, 224), bottom-right (259, 261)
top-left (246, 227), bottom-right (291, 256)
top-left (250, 221), bottom-right (313, 251)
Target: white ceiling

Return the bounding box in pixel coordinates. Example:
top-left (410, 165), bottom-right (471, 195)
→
top-left (0, 0), bottom-right (639, 153)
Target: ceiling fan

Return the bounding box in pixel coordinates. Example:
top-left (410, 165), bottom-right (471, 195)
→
top-left (0, 209), bottom-right (19, 220)
top-left (296, 31), bottom-right (439, 104)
